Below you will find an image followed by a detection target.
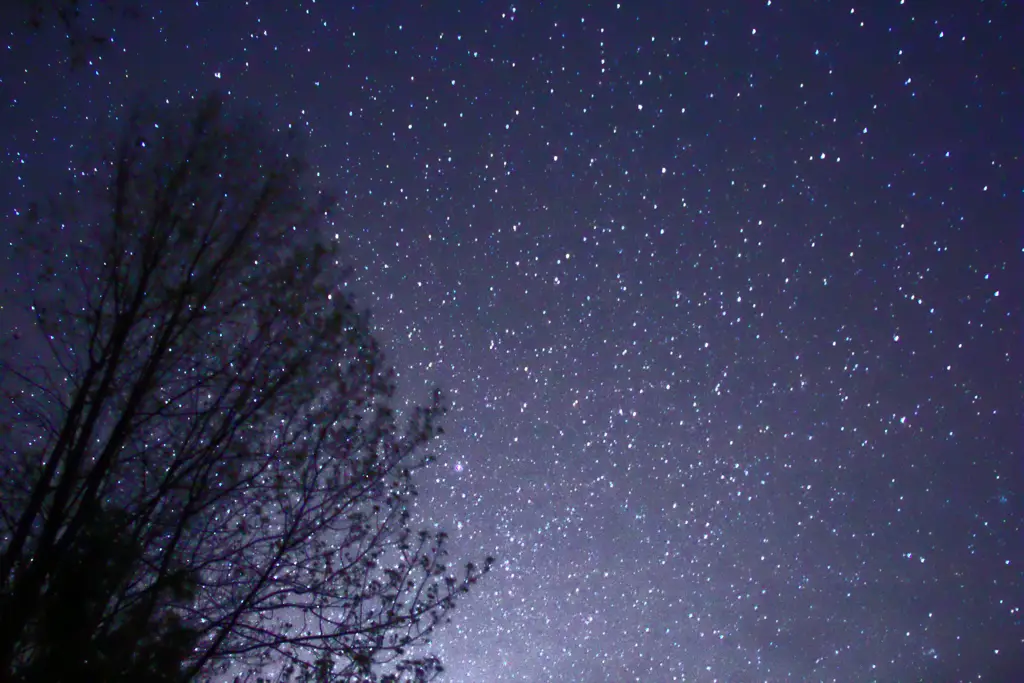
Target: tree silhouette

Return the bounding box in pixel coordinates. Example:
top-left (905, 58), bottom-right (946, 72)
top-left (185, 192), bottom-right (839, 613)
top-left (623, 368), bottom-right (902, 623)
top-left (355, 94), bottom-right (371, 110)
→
top-left (0, 93), bottom-right (491, 683)
top-left (10, 0), bottom-right (142, 68)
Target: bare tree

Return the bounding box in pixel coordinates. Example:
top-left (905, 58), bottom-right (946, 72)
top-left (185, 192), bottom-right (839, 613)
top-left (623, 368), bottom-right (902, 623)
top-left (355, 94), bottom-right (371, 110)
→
top-left (9, 0), bottom-right (142, 68)
top-left (0, 93), bottom-right (491, 683)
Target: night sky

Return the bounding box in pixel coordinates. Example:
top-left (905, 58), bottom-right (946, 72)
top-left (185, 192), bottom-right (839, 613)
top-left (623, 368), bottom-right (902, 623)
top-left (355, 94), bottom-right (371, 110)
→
top-left (1, 1), bottom-right (1021, 681)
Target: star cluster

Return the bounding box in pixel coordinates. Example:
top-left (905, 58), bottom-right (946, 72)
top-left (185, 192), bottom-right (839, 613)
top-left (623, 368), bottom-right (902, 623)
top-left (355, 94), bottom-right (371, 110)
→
top-left (0, 2), bottom-right (1019, 681)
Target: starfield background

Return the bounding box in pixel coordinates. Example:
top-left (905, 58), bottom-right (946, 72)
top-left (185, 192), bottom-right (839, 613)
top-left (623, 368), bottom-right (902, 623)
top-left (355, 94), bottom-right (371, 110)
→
top-left (0, 1), bottom-right (1020, 681)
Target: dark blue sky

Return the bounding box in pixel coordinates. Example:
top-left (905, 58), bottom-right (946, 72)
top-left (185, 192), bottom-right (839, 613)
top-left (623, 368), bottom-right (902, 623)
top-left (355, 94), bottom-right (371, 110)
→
top-left (1, 1), bottom-right (1020, 681)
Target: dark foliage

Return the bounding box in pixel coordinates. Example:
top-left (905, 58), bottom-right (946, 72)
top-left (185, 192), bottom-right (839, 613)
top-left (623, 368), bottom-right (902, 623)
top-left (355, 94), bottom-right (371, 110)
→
top-left (0, 93), bottom-right (491, 683)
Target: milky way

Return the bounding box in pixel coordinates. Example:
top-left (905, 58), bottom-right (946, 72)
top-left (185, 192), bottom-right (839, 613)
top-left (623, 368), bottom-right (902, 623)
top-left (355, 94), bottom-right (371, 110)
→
top-left (0, 2), bottom-right (1020, 681)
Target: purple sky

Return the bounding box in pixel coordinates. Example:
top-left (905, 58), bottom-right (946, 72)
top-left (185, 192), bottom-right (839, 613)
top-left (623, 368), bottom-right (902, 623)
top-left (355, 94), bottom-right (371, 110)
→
top-left (1, 2), bottom-right (1020, 681)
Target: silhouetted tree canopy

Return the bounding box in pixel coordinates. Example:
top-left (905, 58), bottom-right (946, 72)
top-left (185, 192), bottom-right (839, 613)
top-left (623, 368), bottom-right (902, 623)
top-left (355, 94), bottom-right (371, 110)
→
top-left (0, 93), bottom-right (491, 683)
